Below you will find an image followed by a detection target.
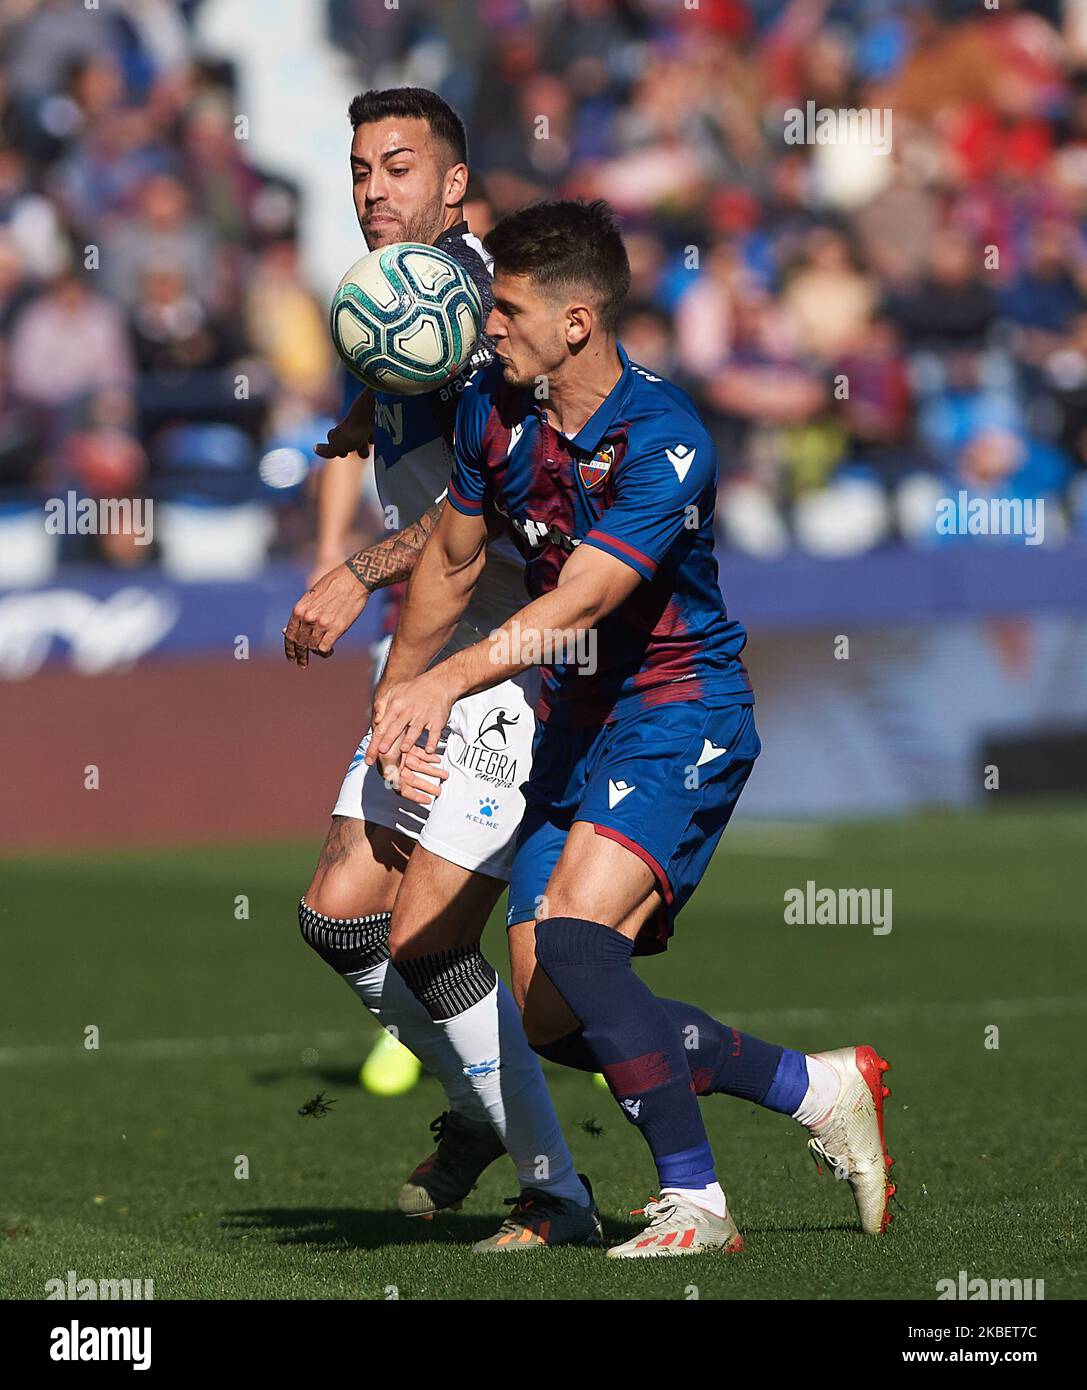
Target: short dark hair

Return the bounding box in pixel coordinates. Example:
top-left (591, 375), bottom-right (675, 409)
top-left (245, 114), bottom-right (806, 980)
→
top-left (347, 87), bottom-right (467, 168)
top-left (484, 198), bottom-right (632, 334)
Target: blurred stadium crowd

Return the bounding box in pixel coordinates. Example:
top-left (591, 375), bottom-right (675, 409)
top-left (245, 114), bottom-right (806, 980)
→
top-left (3, 0), bottom-right (1087, 578)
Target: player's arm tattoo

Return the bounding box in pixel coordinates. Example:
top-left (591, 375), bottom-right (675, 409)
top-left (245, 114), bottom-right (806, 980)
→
top-left (344, 499), bottom-right (445, 592)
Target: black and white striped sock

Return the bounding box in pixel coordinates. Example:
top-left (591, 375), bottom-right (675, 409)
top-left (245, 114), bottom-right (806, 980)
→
top-left (297, 899), bottom-right (391, 973)
top-left (395, 945), bottom-right (498, 1022)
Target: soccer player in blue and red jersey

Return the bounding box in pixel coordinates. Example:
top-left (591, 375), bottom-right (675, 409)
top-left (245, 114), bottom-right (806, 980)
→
top-left (368, 199), bottom-right (894, 1257)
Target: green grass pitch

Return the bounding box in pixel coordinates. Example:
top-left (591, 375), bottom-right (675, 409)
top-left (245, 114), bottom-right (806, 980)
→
top-left (3, 802), bottom-right (1085, 1301)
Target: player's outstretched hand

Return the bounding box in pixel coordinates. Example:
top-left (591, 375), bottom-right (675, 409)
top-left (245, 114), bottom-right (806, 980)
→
top-left (368, 671), bottom-right (455, 761)
top-left (314, 390), bottom-right (374, 459)
top-left (283, 563), bottom-right (368, 667)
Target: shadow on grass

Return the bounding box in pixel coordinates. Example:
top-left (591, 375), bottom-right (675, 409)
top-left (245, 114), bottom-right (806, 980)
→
top-left (250, 1066), bottom-right (368, 1088)
top-left (223, 1206), bottom-right (506, 1251)
top-left (221, 1207), bottom-right (645, 1251)
top-left (740, 1221), bottom-right (861, 1237)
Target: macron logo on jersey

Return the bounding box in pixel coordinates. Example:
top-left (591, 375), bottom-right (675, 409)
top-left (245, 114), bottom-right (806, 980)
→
top-left (608, 778), bottom-right (636, 809)
top-left (667, 444), bottom-right (696, 483)
top-left (506, 423), bottom-right (524, 456)
top-left (696, 739), bottom-right (728, 768)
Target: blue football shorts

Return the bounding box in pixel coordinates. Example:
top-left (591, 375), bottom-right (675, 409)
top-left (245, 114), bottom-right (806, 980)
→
top-left (506, 695), bottom-right (760, 954)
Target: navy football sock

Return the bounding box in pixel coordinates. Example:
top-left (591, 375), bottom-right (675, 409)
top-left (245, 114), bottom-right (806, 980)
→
top-left (670, 1006), bottom-right (813, 1117)
top-left (762, 1047), bottom-right (811, 1115)
top-left (660, 999), bottom-right (786, 1104)
top-left (532, 1030), bottom-right (599, 1073)
top-left (534, 1001), bottom-right (796, 1108)
top-left (535, 917), bottom-right (718, 1194)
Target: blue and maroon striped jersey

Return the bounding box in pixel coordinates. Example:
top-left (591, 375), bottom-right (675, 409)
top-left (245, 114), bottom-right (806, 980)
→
top-left (448, 344), bottom-right (753, 725)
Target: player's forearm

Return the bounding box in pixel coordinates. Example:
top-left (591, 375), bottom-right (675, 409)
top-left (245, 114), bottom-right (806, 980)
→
top-left (380, 525), bottom-right (484, 682)
top-left (440, 573), bottom-right (606, 699)
top-left (345, 500), bottom-right (444, 593)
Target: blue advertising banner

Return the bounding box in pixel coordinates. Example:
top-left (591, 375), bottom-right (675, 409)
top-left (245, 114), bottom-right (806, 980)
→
top-left (0, 567), bottom-right (383, 679)
top-left (1, 545), bottom-right (1085, 696)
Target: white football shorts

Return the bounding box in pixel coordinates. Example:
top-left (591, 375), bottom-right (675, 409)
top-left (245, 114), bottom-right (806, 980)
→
top-left (331, 636), bottom-right (540, 882)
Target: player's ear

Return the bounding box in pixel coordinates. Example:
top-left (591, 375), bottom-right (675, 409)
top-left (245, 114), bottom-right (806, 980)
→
top-left (444, 162), bottom-right (469, 209)
top-left (566, 303), bottom-right (593, 348)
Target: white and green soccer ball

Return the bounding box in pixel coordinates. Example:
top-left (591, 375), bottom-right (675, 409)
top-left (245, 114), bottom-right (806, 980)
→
top-left (330, 242), bottom-right (483, 395)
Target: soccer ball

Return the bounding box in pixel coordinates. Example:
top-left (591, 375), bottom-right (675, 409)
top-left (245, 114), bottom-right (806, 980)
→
top-left (330, 242), bottom-right (483, 395)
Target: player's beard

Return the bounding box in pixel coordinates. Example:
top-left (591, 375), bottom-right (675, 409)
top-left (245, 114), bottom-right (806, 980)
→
top-left (363, 192), bottom-right (447, 249)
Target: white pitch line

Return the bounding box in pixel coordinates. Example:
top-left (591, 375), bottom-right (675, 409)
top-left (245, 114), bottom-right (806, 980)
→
top-left (716, 995), bottom-right (1087, 1032)
top-left (0, 996), bottom-right (1082, 1068)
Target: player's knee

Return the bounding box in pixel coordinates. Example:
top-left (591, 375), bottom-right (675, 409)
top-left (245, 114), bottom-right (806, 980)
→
top-left (298, 898), bottom-right (392, 975)
top-left (304, 873), bottom-right (364, 922)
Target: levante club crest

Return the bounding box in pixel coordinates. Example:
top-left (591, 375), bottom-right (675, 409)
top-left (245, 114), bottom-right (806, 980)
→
top-left (578, 443), bottom-right (614, 491)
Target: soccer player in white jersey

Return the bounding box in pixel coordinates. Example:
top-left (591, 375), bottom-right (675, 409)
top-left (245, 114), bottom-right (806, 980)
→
top-left (282, 88), bottom-right (603, 1250)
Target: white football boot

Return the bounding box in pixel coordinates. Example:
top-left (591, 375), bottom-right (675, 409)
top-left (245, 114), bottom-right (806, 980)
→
top-left (806, 1045), bottom-right (895, 1235)
top-left (606, 1193), bottom-right (745, 1259)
